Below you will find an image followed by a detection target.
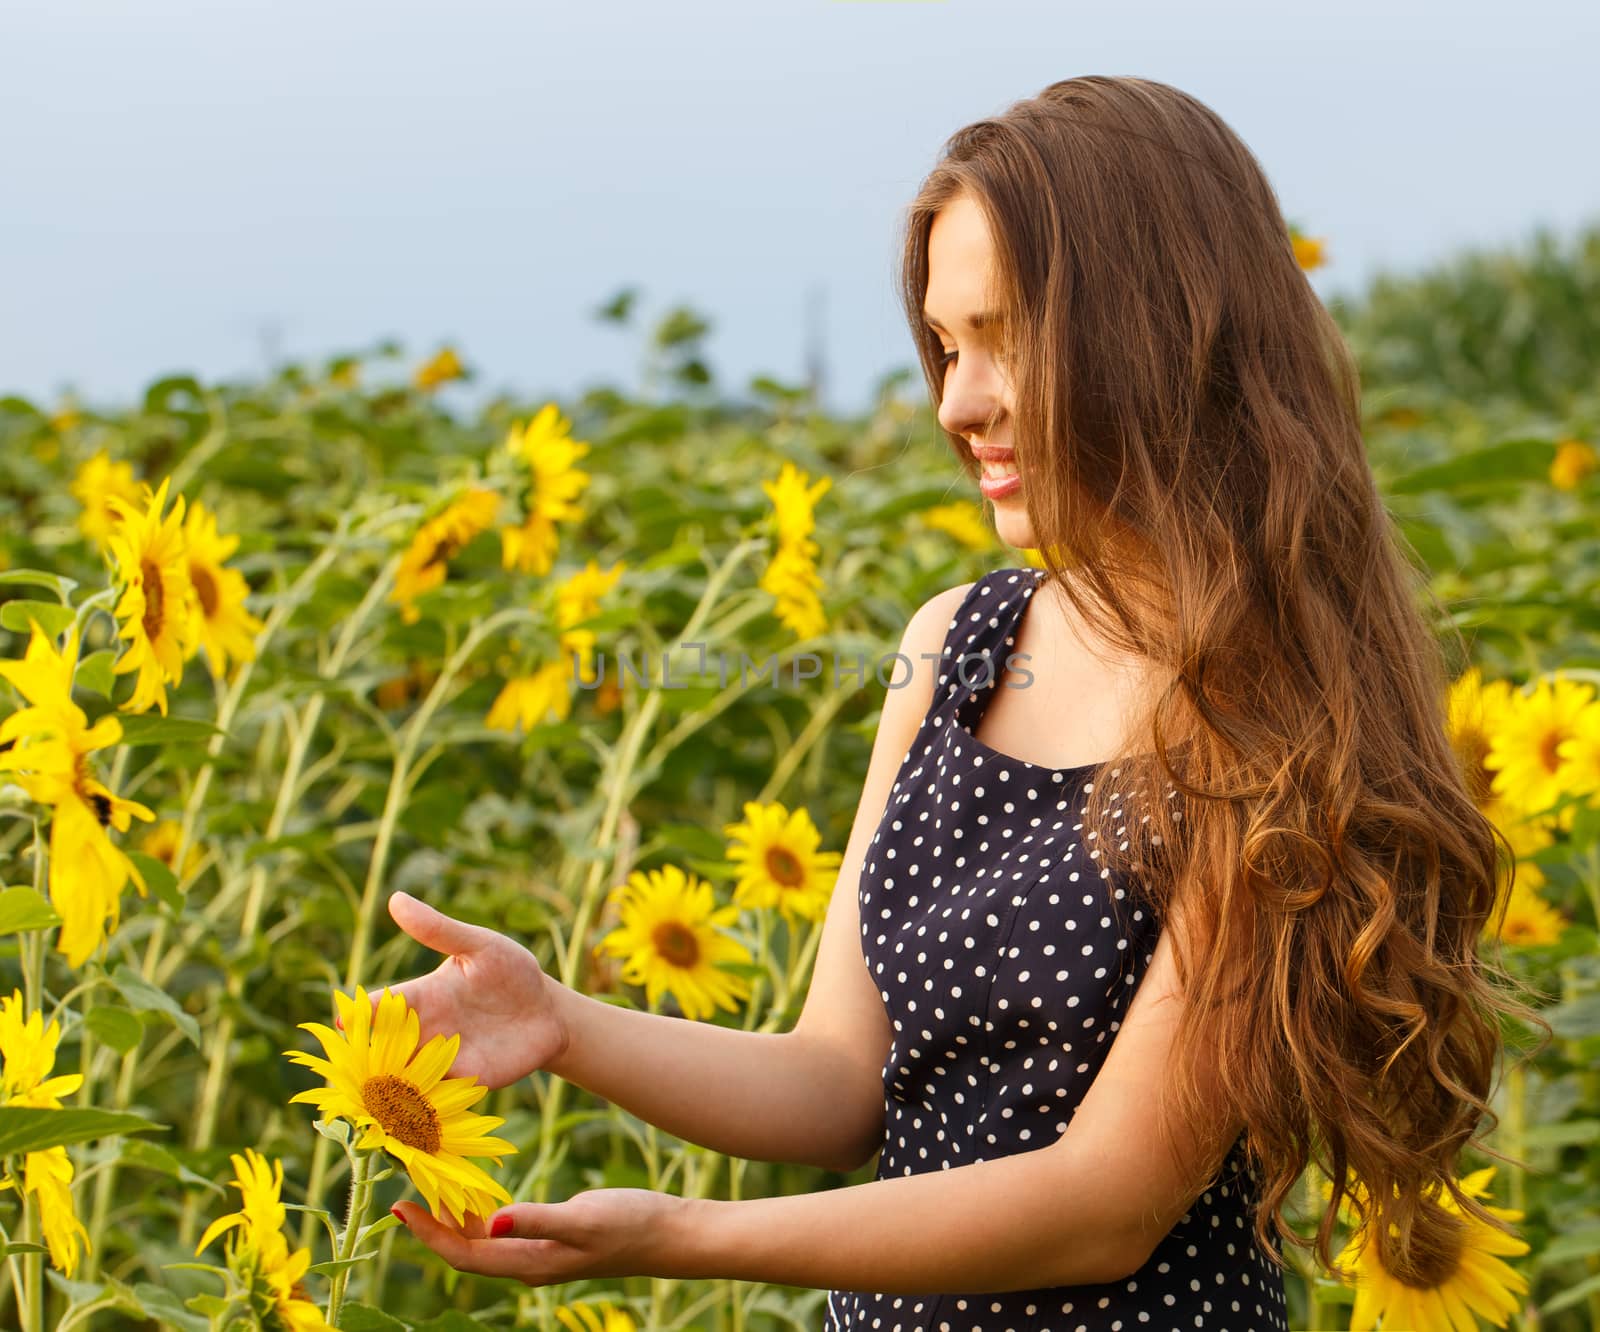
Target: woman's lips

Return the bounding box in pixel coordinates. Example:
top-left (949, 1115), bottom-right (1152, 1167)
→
top-left (979, 470), bottom-right (1021, 499)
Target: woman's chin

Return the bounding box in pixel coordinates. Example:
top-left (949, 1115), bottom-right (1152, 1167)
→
top-left (991, 507), bottom-right (1034, 552)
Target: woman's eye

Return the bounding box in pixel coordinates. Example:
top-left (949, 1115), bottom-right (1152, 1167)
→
top-left (939, 348), bottom-right (958, 368)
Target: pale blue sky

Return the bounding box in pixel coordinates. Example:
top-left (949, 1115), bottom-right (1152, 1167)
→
top-left (3, 0), bottom-right (1595, 416)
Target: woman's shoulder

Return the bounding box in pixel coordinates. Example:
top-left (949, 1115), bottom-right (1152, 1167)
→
top-left (910, 565), bottom-right (1033, 631)
top-left (886, 567), bottom-right (1033, 700)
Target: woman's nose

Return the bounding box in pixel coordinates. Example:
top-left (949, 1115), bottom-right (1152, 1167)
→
top-left (938, 368), bottom-right (997, 440)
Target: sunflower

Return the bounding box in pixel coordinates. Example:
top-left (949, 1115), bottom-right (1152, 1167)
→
top-left (594, 667), bottom-right (623, 716)
top-left (500, 405), bottom-right (592, 576)
top-left (758, 462), bottom-right (831, 641)
top-left (1291, 231), bottom-right (1328, 271)
top-left (389, 487), bottom-right (501, 625)
top-left (1490, 877), bottom-right (1566, 948)
top-left (284, 986), bottom-right (515, 1228)
top-left (486, 661), bottom-right (573, 735)
top-left (598, 865), bottom-right (754, 1021)
top-left (1486, 673), bottom-right (1597, 823)
top-left (1549, 437), bottom-right (1598, 491)
top-left (139, 818), bottom-right (205, 882)
top-left (555, 1299), bottom-right (638, 1332)
top-left (556, 559), bottom-right (626, 686)
top-left (0, 992), bottom-right (91, 1277)
top-left (414, 346), bottom-right (467, 392)
top-left (182, 499), bottom-right (265, 680)
top-left (759, 541), bottom-right (828, 640)
top-left (197, 1149), bottom-right (331, 1332)
top-left (374, 658), bottom-right (442, 711)
top-left (1447, 668), bottom-right (1518, 809)
top-left (1483, 796), bottom-right (1555, 897)
top-left (1330, 1166), bottom-right (1529, 1331)
top-left (1556, 698), bottom-right (1600, 808)
top-left (68, 449), bottom-right (142, 547)
top-left (0, 622), bottom-right (155, 966)
top-left (0, 613), bottom-right (80, 716)
top-left (723, 800), bottom-right (841, 925)
top-left (920, 501), bottom-right (994, 552)
top-left (762, 461), bottom-right (831, 547)
top-left (104, 476), bottom-right (203, 715)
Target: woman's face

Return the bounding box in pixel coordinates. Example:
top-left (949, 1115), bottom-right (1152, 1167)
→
top-left (925, 191), bottom-right (1033, 550)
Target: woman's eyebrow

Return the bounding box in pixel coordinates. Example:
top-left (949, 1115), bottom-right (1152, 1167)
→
top-left (923, 309), bottom-right (1004, 333)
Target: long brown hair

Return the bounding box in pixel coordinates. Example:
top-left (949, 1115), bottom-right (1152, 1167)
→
top-left (898, 75), bottom-right (1550, 1288)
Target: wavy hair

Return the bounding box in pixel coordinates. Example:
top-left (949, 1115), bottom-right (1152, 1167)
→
top-left (897, 75), bottom-right (1550, 1287)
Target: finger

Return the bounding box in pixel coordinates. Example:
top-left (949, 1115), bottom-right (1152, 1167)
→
top-left (393, 1201), bottom-right (554, 1280)
top-left (486, 1202), bottom-right (564, 1240)
top-left (388, 890), bottom-right (497, 957)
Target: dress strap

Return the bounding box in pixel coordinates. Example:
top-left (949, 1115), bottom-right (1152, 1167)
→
top-left (929, 566), bottom-right (1036, 723)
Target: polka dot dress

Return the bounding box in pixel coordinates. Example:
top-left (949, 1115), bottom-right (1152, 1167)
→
top-left (823, 568), bottom-right (1290, 1332)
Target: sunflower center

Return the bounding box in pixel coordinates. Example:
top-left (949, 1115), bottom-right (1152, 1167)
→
top-left (73, 757), bottom-right (113, 827)
top-left (1459, 734), bottom-right (1493, 806)
top-left (422, 534), bottom-right (463, 573)
top-left (191, 563), bottom-right (219, 617)
top-left (360, 1074), bottom-right (442, 1154)
top-left (140, 558), bottom-right (165, 640)
top-left (1539, 731), bottom-right (1564, 775)
top-left (652, 921), bottom-right (701, 968)
top-left (764, 846), bottom-right (805, 888)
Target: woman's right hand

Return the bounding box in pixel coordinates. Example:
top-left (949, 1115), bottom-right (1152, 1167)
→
top-left (349, 890), bottom-right (569, 1090)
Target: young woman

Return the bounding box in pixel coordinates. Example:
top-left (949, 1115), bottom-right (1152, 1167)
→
top-left (376, 76), bottom-right (1528, 1331)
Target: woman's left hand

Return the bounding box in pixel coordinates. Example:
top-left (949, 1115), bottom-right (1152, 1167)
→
top-left (390, 1188), bottom-right (690, 1285)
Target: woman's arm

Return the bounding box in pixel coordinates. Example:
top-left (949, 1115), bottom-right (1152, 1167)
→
top-left (540, 583), bottom-right (975, 1175)
top-left (660, 925), bottom-right (1238, 1294)
top-left (543, 986), bottom-right (876, 1173)
top-left (391, 915), bottom-right (1239, 1297)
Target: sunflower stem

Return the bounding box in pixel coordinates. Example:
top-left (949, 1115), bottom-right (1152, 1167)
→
top-left (326, 1143), bottom-right (377, 1327)
top-left (298, 603), bottom-right (537, 1251)
top-left (1302, 1165), bottom-right (1337, 1332)
top-left (17, 820), bottom-right (47, 1332)
top-left (523, 539), bottom-right (767, 1222)
top-left (85, 515), bottom-right (374, 1278)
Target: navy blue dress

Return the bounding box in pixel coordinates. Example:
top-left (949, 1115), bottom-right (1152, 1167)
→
top-left (823, 567), bottom-right (1290, 1332)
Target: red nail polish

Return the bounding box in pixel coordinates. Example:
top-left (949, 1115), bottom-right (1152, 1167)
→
top-left (391, 1206), bottom-right (406, 1224)
top-left (490, 1214), bottom-right (514, 1238)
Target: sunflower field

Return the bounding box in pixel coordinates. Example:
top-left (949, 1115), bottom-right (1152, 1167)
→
top-left (1, 225), bottom-right (1599, 1332)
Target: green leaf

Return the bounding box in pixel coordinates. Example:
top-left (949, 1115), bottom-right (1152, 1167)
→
top-left (133, 1281), bottom-right (211, 1332)
top-left (412, 1314), bottom-right (497, 1332)
top-left (109, 964), bottom-right (201, 1048)
top-left (0, 885), bottom-right (62, 935)
top-left (1541, 1268), bottom-right (1600, 1317)
top-left (0, 569), bottom-right (78, 600)
top-left (76, 649), bottom-right (117, 698)
top-left (125, 851), bottom-right (182, 913)
top-left (84, 1006), bottom-right (144, 1055)
top-left (1546, 992), bottom-right (1600, 1040)
top-left (306, 1252), bottom-right (378, 1277)
top-left (357, 1212), bottom-right (403, 1243)
top-left (1385, 437), bottom-right (1555, 495)
top-left (339, 1304), bottom-right (410, 1332)
top-left (1522, 1118), bottom-right (1600, 1151)
top-left (112, 714), bottom-right (226, 748)
top-left (313, 1117), bottom-right (351, 1146)
top-left (1535, 1223), bottom-right (1600, 1269)
top-left (0, 1242), bottom-right (48, 1258)
top-left (0, 599), bottom-right (76, 636)
top-left (182, 1293), bottom-right (233, 1317)
top-left (162, 1261), bottom-right (230, 1276)
top-left (0, 1106), bottom-right (164, 1154)
top-left (119, 1137), bottom-right (222, 1190)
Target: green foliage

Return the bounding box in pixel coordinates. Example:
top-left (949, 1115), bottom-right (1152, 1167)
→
top-left (0, 228), bottom-right (1596, 1331)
